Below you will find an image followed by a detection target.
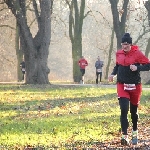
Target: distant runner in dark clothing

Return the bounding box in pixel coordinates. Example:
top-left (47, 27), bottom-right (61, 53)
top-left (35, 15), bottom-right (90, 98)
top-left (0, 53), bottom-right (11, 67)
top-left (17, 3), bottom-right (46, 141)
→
top-left (20, 61), bottom-right (25, 81)
top-left (108, 33), bottom-right (150, 146)
top-left (95, 56), bottom-right (103, 84)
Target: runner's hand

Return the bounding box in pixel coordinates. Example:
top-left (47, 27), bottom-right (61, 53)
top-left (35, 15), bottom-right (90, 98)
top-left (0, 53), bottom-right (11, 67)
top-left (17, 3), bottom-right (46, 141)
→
top-left (108, 75), bottom-right (114, 82)
top-left (130, 64), bottom-right (137, 71)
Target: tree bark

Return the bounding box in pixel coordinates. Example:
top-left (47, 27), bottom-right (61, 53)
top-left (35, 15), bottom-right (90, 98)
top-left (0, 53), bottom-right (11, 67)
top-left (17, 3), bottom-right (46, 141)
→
top-left (16, 23), bottom-right (23, 82)
top-left (105, 29), bottom-right (115, 79)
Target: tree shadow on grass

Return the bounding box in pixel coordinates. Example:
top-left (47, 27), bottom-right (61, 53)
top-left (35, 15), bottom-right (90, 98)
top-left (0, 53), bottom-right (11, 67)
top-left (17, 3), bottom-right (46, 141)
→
top-left (0, 92), bottom-right (117, 112)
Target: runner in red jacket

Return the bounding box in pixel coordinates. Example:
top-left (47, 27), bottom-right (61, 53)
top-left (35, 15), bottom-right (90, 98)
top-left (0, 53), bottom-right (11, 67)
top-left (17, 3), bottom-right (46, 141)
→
top-left (78, 56), bottom-right (88, 84)
top-left (108, 33), bottom-right (150, 145)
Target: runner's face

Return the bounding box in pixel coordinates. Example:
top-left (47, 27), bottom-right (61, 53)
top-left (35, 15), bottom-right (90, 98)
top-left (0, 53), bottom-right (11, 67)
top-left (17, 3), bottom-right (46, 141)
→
top-left (121, 43), bottom-right (131, 52)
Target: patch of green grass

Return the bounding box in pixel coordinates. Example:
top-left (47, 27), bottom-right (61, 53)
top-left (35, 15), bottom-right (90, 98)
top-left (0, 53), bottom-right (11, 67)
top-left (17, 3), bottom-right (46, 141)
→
top-left (0, 84), bottom-right (149, 148)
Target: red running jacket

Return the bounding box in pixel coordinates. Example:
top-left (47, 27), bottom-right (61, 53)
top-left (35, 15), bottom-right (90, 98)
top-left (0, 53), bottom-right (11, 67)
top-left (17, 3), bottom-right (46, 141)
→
top-left (111, 45), bottom-right (150, 84)
top-left (78, 58), bottom-right (88, 69)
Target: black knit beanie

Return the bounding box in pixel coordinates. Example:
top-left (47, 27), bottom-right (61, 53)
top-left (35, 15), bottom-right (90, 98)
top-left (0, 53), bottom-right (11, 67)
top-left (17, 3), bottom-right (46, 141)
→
top-left (121, 33), bottom-right (132, 44)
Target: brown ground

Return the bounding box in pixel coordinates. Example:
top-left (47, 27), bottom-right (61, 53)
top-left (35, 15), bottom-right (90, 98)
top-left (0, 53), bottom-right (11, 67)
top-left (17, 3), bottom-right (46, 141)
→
top-left (94, 121), bottom-right (150, 150)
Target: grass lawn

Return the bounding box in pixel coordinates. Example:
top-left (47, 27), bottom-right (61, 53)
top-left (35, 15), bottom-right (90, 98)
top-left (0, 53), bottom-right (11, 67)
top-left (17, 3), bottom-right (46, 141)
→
top-left (0, 84), bottom-right (150, 149)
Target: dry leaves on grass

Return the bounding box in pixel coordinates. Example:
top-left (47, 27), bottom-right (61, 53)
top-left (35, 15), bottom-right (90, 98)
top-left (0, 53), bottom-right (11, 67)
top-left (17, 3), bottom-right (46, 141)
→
top-left (96, 121), bottom-right (150, 150)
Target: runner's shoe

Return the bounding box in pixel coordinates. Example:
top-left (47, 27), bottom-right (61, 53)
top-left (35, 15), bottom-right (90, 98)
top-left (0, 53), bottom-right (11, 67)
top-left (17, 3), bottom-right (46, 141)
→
top-left (121, 135), bottom-right (129, 145)
top-left (132, 130), bottom-right (138, 145)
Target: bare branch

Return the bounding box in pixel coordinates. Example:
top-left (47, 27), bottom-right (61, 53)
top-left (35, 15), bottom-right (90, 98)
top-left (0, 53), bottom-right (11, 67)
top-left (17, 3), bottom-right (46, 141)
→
top-left (83, 10), bottom-right (91, 19)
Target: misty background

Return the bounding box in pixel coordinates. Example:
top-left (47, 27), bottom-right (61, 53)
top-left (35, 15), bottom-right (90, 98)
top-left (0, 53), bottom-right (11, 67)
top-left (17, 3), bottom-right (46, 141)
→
top-left (0, 0), bottom-right (150, 83)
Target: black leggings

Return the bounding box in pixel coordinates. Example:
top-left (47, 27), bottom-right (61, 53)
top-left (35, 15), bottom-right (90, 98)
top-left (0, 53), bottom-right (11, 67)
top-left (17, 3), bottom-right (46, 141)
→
top-left (96, 72), bottom-right (102, 83)
top-left (119, 97), bottom-right (138, 135)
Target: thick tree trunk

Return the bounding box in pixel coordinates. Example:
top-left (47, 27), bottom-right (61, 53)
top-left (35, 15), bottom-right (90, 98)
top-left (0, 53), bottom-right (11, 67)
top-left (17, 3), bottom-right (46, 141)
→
top-left (72, 38), bottom-right (82, 82)
top-left (25, 52), bottom-right (50, 84)
top-left (73, 58), bottom-right (81, 82)
top-left (16, 23), bottom-right (23, 82)
top-left (105, 29), bottom-right (115, 79)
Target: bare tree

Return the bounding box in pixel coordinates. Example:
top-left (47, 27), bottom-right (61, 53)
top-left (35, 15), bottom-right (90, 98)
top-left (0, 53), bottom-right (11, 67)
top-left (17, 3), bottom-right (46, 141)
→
top-left (109, 0), bottom-right (129, 49)
top-left (65, 0), bottom-right (90, 82)
top-left (4, 0), bottom-right (52, 84)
